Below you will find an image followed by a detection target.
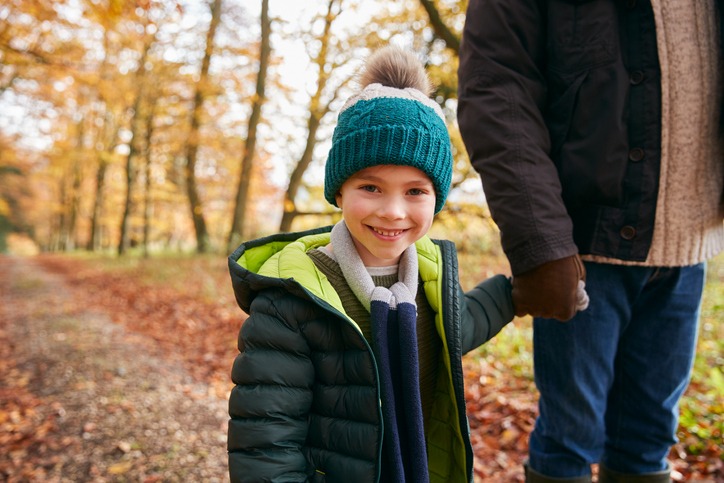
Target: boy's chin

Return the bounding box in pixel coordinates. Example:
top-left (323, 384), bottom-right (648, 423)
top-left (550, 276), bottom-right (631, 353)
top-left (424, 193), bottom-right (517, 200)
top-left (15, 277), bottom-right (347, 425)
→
top-left (364, 249), bottom-right (407, 267)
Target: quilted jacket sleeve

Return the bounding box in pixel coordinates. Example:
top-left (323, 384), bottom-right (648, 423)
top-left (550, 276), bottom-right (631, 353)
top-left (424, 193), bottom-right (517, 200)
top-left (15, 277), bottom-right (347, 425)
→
top-left (460, 274), bottom-right (515, 355)
top-left (228, 288), bottom-right (314, 483)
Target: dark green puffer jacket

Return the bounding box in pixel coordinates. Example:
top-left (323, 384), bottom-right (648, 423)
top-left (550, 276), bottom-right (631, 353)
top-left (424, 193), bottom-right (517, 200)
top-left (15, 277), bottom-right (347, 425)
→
top-left (228, 226), bottom-right (515, 483)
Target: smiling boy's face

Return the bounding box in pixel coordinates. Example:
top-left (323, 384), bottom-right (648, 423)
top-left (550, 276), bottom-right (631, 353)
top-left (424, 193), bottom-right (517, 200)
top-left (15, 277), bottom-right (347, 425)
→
top-left (335, 165), bottom-right (436, 267)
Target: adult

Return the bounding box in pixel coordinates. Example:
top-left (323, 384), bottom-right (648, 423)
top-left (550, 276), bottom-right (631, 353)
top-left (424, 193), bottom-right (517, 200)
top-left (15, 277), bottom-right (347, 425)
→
top-left (457, 1), bottom-right (724, 482)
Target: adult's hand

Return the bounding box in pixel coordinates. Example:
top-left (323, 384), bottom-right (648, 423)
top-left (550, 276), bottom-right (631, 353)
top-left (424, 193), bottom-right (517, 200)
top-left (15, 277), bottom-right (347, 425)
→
top-left (511, 254), bottom-right (586, 321)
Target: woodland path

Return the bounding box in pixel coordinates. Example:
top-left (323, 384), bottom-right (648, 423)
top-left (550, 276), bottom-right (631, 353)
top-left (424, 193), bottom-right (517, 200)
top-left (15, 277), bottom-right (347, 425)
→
top-left (0, 256), bottom-right (230, 483)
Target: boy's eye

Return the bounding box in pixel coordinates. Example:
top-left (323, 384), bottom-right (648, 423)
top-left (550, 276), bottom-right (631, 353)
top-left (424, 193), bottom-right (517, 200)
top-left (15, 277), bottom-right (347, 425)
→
top-left (408, 188), bottom-right (425, 196)
top-left (361, 185), bottom-right (379, 193)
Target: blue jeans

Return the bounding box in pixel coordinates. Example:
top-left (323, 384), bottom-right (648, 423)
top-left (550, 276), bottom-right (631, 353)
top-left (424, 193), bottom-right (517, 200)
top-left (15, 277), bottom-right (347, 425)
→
top-left (528, 261), bottom-right (706, 478)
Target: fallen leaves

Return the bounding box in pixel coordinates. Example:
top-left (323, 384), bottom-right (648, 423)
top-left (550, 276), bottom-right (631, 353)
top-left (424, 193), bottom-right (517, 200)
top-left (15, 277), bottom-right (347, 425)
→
top-left (0, 325), bottom-right (61, 482)
top-left (1, 256), bottom-right (231, 482)
top-left (107, 460), bottom-right (133, 474)
top-left (5, 254), bottom-right (721, 482)
top-left (38, 255), bottom-right (245, 390)
top-left (463, 355), bottom-right (538, 481)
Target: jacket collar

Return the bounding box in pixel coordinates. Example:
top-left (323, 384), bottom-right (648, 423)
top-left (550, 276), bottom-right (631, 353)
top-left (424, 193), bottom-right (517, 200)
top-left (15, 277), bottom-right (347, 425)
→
top-left (229, 224), bottom-right (442, 320)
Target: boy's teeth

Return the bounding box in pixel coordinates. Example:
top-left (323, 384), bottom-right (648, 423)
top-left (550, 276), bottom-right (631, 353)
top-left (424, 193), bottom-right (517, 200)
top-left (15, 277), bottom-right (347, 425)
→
top-left (373, 228), bottom-right (402, 236)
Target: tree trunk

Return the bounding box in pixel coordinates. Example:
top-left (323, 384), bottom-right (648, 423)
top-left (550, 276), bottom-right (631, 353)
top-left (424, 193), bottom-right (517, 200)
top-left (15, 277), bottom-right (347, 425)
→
top-left (184, 0), bottom-right (222, 254)
top-left (278, 113), bottom-right (322, 232)
top-left (89, 34), bottom-right (118, 252)
top-left (143, 108), bottom-right (156, 258)
top-left (88, 156), bottom-right (107, 252)
top-left (66, 158), bottom-right (82, 251)
top-left (89, 118), bottom-right (120, 251)
top-left (118, 98), bottom-right (143, 255)
top-left (118, 125), bottom-right (138, 254)
top-left (66, 121), bottom-right (85, 251)
top-left (57, 175), bottom-right (70, 252)
top-left (279, 0), bottom-right (337, 233)
top-left (118, 38), bottom-right (153, 256)
top-left (227, 0), bottom-right (271, 253)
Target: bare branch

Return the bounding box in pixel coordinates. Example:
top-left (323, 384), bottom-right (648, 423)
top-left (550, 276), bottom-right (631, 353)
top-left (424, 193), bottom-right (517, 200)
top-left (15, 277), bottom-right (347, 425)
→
top-left (419, 0), bottom-right (460, 52)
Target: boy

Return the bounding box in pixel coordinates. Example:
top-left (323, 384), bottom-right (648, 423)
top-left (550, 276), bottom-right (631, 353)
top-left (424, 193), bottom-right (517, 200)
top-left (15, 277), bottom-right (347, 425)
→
top-left (227, 46), bottom-right (516, 483)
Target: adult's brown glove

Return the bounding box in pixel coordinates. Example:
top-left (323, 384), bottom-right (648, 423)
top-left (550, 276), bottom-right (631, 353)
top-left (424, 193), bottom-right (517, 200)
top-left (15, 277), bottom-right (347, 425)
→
top-left (511, 254), bottom-right (586, 322)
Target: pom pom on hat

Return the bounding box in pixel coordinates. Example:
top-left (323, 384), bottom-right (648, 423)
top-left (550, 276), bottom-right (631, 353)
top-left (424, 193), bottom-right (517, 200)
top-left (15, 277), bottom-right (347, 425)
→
top-left (360, 47), bottom-right (434, 95)
top-left (324, 46), bottom-right (453, 214)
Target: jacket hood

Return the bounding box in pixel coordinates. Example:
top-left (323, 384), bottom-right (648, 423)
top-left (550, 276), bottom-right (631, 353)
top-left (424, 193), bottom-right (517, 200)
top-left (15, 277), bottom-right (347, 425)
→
top-left (228, 224), bottom-right (444, 317)
top-left (228, 225), bottom-right (335, 315)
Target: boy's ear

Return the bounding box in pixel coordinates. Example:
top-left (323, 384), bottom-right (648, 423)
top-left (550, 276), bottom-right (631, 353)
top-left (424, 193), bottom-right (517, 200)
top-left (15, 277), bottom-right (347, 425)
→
top-left (335, 190), bottom-right (342, 207)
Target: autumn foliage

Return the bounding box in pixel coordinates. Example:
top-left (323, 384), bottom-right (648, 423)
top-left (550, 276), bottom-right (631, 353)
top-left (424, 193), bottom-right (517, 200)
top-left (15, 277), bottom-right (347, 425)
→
top-left (2, 0), bottom-right (723, 481)
top-left (1, 0), bottom-right (469, 255)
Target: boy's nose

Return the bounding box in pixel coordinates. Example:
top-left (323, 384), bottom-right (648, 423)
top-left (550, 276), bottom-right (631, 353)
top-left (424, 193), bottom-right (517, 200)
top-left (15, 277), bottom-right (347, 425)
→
top-left (376, 196), bottom-right (406, 220)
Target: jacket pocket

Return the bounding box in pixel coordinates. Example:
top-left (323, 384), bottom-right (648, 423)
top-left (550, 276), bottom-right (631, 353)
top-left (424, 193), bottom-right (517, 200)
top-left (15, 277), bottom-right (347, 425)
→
top-left (546, 62), bottom-right (631, 208)
top-left (311, 469), bottom-right (326, 483)
top-left (547, 0), bottom-right (618, 73)
top-left (545, 70), bottom-right (588, 156)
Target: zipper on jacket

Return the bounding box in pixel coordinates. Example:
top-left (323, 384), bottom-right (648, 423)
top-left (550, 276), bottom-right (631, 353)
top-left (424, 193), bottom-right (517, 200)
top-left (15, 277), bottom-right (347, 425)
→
top-left (299, 285), bottom-right (385, 483)
top-left (437, 240), bottom-right (472, 482)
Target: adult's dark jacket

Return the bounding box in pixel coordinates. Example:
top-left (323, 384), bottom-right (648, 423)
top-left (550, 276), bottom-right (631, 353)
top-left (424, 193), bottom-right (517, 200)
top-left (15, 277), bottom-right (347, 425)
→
top-left (458, 0), bottom-right (663, 275)
top-left (227, 226), bottom-right (515, 482)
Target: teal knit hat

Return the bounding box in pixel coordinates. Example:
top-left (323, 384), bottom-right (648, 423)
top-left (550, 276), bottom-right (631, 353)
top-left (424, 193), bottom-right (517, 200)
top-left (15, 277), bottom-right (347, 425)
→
top-left (324, 50), bottom-right (453, 214)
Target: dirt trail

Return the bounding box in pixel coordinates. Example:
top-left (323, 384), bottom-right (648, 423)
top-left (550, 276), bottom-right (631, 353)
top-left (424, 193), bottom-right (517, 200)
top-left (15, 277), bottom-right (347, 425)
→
top-left (0, 256), bottom-right (230, 482)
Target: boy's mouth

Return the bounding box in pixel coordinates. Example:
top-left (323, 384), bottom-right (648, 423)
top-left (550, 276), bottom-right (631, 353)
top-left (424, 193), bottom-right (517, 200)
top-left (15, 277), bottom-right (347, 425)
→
top-left (370, 226), bottom-right (406, 237)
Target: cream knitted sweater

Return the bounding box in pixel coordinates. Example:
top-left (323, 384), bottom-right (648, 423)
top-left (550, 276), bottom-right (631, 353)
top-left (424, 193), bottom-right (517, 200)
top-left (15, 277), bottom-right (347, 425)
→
top-left (584, 0), bottom-right (724, 267)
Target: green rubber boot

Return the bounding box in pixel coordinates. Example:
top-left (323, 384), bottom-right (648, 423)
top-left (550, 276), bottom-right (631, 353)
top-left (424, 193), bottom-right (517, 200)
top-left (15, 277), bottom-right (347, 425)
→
top-left (598, 463), bottom-right (672, 483)
top-left (524, 461), bottom-right (593, 483)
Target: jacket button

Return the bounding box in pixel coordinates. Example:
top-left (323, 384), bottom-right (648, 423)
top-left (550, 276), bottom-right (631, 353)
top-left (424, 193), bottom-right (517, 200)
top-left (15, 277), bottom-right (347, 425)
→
top-left (630, 70), bottom-right (644, 85)
top-left (626, 0), bottom-right (636, 9)
top-left (620, 226), bottom-right (636, 240)
top-left (628, 148), bottom-right (644, 162)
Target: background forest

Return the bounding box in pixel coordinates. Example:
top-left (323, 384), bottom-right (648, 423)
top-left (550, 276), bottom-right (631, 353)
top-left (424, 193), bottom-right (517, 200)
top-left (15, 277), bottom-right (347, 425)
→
top-left (1, 0), bottom-right (722, 482)
top-left (0, 0), bottom-right (483, 256)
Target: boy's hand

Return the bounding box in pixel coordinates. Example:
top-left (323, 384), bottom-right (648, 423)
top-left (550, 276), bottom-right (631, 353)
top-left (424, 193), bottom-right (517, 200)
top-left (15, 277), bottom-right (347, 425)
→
top-left (511, 254), bottom-right (586, 321)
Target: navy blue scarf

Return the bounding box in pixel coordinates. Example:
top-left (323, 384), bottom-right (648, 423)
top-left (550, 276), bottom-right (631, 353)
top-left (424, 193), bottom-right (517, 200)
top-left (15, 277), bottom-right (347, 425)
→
top-left (331, 222), bottom-right (429, 483)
